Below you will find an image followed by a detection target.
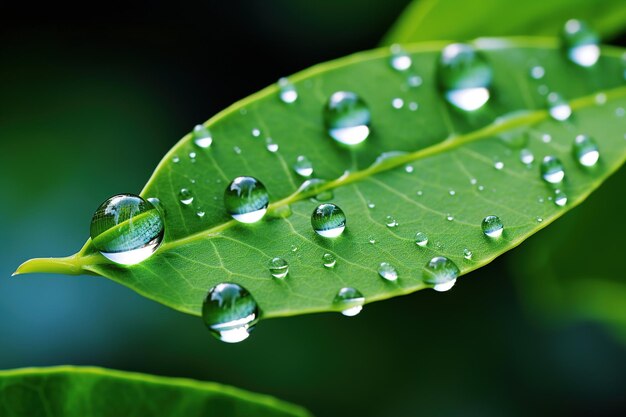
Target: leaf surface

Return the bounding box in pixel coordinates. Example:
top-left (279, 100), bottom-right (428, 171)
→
top-left (0, 366), bottom-right (311, 417)
top-left (16, 38), bottom-right (626, 320)
top-left (381, 0), bottom-right (626, 45)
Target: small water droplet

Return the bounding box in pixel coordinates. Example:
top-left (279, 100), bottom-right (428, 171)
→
top-left (407, 74), bottom-right (422, 87)
top-left (562, 19), bottom-right (600, 67)
top-left (278, 78), bottom-right (298, 104)
top-left (90, 194), bottom-right (165, 265)
top-left (189, 151), bottom-right (197, 161)
top-left (595, 93), bottom-right (607, 105)
top-left (616, 107), bottom-right (625, 117)
top-left (463, 248), bottom-right (473, 260)
top-left (268, 257), bottom-right (289, 279)
top-left (172, 156), bottom-right (180, 164)
top-left (368, 236), bottom-right (376, 244)
top-left (446, 214), bottom-right (454, 221)
top-left (536, 216), bottom-right (543, 223)
top-left (540, 156), bottom-right (565, 184)
top-left (324, 91), bottom-right (371, 145)
top-left (202, 283), bottom-right (259, 343)
top-left (482, 215), bottom-right (503, 238)
top-left (193, 124), bottom-right (213, 148)
top-left (416, 190), bottom-right (423, 196)
top-left (378, 262), bottom-right (398, 281)
top-left (494, 161), bottom-right (504, 170)
top-left (538, 85), bottom-right (549, 95)
top-left (196, 210), bottom-right (205, 218)
top-left (385, 215), bottom-right (398, 228)
top-left (530, 65), bottom-right (545, 79)
top-left (392, 98), bottom-right (404, 109)
top-left (224, 176), bottom-right (269, 223)
top-left (265, 140), bottom-right (279, 153)
top-left (251, 128), bottom-right (261, 137)
top-left (541, 133), bottom-right (552, 143)
top-left (554, 189), bottom-right (568, 207)
top-left (423, 256), bottom-right (460, 292)
top-left (415, 231), bottom-right (428, 247)
top-left (291, 245), bottom-right (299, 252)
top-left (573, 134), bottom-right (599, 167)
top-left (233, 146), bottom-right (242, 155)
top-left (311, 203), bottom-right (346, 237)
top-left (408, 101), bottom-right (419, 111)
top-left (547, 93), bottom-right (572, 121)
top-left (478, 185), bottom-right (485, 191)
top-left (313, 190), bottom-right (334, 202)
top-left (449, 190), bottom-right (456, 196)
top-left (322, 253), bottom-right (337, 268)
top-left (437, 43), bottom-right (492, 111)
top-left (520, 148), bottom-right (534, 165)
top-left (389, 44), bottom-right (412, 71)
top-left (293, 155), bottom-right (314, 177)
top-left (179, 188), bottom-right (194, 205)
top-left (470, 178), bottom-right (477, 185)
top-left (367, 201), bottom-right (376, 209)
top-left (334, 287), bottom-right (364, 316)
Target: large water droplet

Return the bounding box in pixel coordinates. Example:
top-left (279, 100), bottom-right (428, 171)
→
top-left (268, 257), bottom-right (289, 278)
top-left (193, 124), bottom-right (213, 148)
top-left (554, 189), bottom-right (568, 207)
top-left (311, 203), bottom-right (346, 238)
top-left (278, 77), bottom-right (298, 104)
top-left (540, 156), bottom-right (565, 184)
top-left (324, 91), bottom-right (371, 145)
top-left (334, 287), bottom-right (365, 316)
top-left (573, 134), bottom-right (599, 167)
top-left (547, 93), bottom-right (572, 121)
top-left (437, 43), bottom-right (492, 111)
top-left (423, 256), bottom-right (460, 292)
top-left (179, 188), bottom-right (194, 205)
top-left (202, 283), bottom-right (259, 343)
top-left (415, 231), bottom-right (429, 247)
top-left (293, 155), bottom-right (313, 177)
top-left (90, 194), bottom-right (164, 265)
top-left (482, 215), bottom-right (503, 238)
top-left (378, 262), bottom-right (398, 281)
top-left (389, 44), bottom-right (412, 71)
top-left (224, 176), bottom-right (269, 223)
top-left (147, 197), bottom-right (166, 215)
top-left (562, 19), bottom-right (600, 67)
top-left (322, 253), bottom-right (336, 268)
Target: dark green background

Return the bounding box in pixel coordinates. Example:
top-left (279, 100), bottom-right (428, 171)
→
top-left (1, 1), bottom-right (625, 416)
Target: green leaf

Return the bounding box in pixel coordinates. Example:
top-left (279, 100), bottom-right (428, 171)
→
top-left (381, 0), bottom-right (626, 46)
top-left (15, 38), bottom-right (626, 321)
top-left (0, 366), bottom-right (311, 417)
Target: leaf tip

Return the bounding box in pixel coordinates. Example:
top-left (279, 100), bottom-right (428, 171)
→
top-left (13, 256), bottom-right (84, 277)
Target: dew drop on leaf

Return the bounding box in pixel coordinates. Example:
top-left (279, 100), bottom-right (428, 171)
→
top-left (324, 91), bottom-right (371, 145)
top-left (334, 287), bottom-right (365, 316)
top-left (322, 253), bottom-right (336, 268)
top-left (561, 19), bottom-right (600, 67)
top-left (268, 257), bottom-right (289, 279)
top-left (224, 176), bottom-right (269, 223)
top-left (520, 148), bottom-right (534, 165)
top-left (554, 189), bottom-right (568, 207)
top-left (293, 155), bottom-right (314, 177)
top-left (573, 134), bottom-right (600, 167)
top-left (277, 77), bottom-right (298, 104)
top-left (482, 215), bottom-right (504, 238)
top-left (179, 188), bottom-right (194, 205)
top-left (389, 44), bottom-right (412, 71)
top-left (378, 262), bottom-right (398, 281)
top-left (202, 283), bottom-right (259, 343)
top-left (540, 156), bottom-right (565, 184)
top-left (415, 231), bottom-right (429, 247)
top-left (311, 203), bottom-right (346, 237)
top-left (423, 256), bottom-right (460, 292)
top-left (192, 124), bottom-right (213, 148)
top-left (385, 215), bottom-right (398, 228)
top-left (547, 92), bottom-right (572, 121)
top-left (463, 248), bottom-right (473, 260)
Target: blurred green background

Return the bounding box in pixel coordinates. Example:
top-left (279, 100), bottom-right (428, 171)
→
top-left (1, 1), bottom-right (626, 416)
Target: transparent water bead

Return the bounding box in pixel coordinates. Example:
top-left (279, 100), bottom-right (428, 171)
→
top-left (437, 43), bottom-right (492, 111)
top-left (463, 248), bottom-right (473, 260)
top-left (224, 176), bottom-right (269, 223)
top-left (520, 148), bottom-right (534, 165)
top-left (562, 19), bottom-right (600, 67)
top-left (334, 287), bottom-right (365, 316)
top-left (573, 134), bottom-right (599, 167)
top-left (554, 189), bottom-right (568, 207)
top-left (540, 156), bottom-right (565, 184)
top-left (378, 262), bottom-right (398, 282)
top-left (530, 65), bottom-right (545, 80)
top-left (202, 283), bottom-right (259, 343)
top-left (179, 188), bottom-right (194, 205)
top-left (293, 155), bottom-right (313, 177)
top-left (147, 197), bottom-right (166, 215)
top-left (385, 215), bottom-right (398, 228)
top-left (265, 139), bottom-right (279, 153)
top-left (547, 93), bottom-right (572, 121)
top-left (494, 161), bottom-right (504, 170)
top-left (482, 215), bottom-right (504, 238)
top-left (90, 194), bottom-right (164, 265)
top-left (389, 44), bottom-right (412, 71)
top-left (322, 253), bottom-right (337, 268)
top-left (192, 124), bottom-right (213, 148)
top-left (324, 91), bottom-right (371, 145)
top-left (278, 77), bottom-right (298, 104)
top-left (415, 231), bottom-right (429, 247)
top-left (423, 256), bottom-right (460, 292)
top-left (268, 257), bottom-right (289, 278)
top-left (311, 203), bottom-right (346, 237)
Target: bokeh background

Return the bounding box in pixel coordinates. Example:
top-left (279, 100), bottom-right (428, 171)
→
top-left (1, 1), bottom-right (625, 416)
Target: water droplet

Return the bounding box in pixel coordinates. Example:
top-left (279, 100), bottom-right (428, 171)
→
top-left (334, 287), bottom-right (364, 316)
top-left (278, 78), bottom-right (298, 104)
top-left (314, 190), bottom-right (334, 202)
top-left (367, 201), bottom-right (376, 209)
top-left (554, 189), bottom-right (568, 207)
top-left (494, 161), bottom-right (504, 170)
top-left (437, 43), bottom-right (492, 111)
top-left (147, 197), bottom-right (166, 215)
top-left (463, 248), bottom-right (473, 260)
top-left (415, 231), bottom-right (429, 247)
top-left (90, 194), bottom-right (164, 265)
top-left (189, 151), bottom-right (197, 161)
top-left (392, 98), bottom-right (404, 109)
top-left (573, 134), bottom-right (599, 167)
top-left (265, 138), bottom-right (279, 153)
top-left (202, 283), bottom-right (259, 343)
top-left (541, 133), bottom-right (552, 143)
top-left (595, 93), bottom-right (607, 105)
top-left (378, 262), bottom-right (398, 281)
top-left (390, 44), bottom-right (412, 71)
top-left (291, 245), bottom-right (299, 252)
top-left (407, 74), bottom-right (422, 87)
top-left (233, 146), bottom-right (242, 155)
top-left (224, 176), bottom-right (269, 223)
top-left (416, 190), bottom-right (423, 196)
top-left (385, 215), bottom-right (398, 228)
top-left (408, 101), bottom-right (419, 111)
top-left (368, 236), bottom-right (376, 244)
top-left (179, 188), bottom-right (194, 205)
top-left (423, 256), bottom-right (460, 292)
top-left (470, 178), bottom-right (477, 185)
top-left (293, 155), bottom-right (313, 177)
top-left (616, 107), bottom-right (625, 117)
top-left (520, 148), bottom-right (534, 165)
top-left (547, 93), bottom-right (572, 121)
top-left (196, 210), bottom-right (205, 218)
top-left (172, 156), bottom-right (180, 164)
top-left (322, 253), bottom-right (336, 268)
top-left (477, 185), bottom-right (485, 191)
top-left (530, 66), bottom-right (545, 79)
top-left (446, 214), bottom-right (454, 221)
top-left (449, 190), bottom-right (456, 196)
top-left (251, 128), bottom-right (261, 137)
top-left (268, 257), bottom-right (289, 279)
top-left (536, 216), bottom-right (543, 223)
top-left (562, 19), bottom-right (600, 67)
top-left (324, 91), bottom-right (371, 145)
top-left (311, 203), bottom-right (346, 237)
top-left (540, 156), bottom-right (565, 184)
top-left (482, 215), bottom-right (503, 238)
top-left (193, 124), bottom-right (213, 148)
